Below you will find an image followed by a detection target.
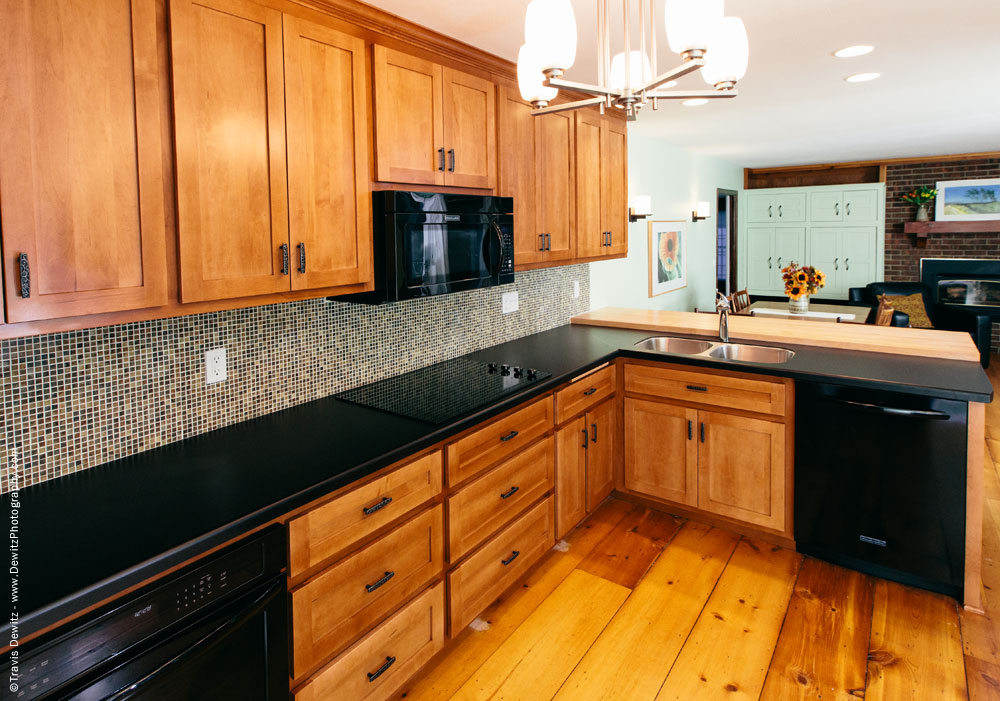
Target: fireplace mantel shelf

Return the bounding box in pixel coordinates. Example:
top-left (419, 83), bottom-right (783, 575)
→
top-left (903, 220), bottom-right (1000, 247)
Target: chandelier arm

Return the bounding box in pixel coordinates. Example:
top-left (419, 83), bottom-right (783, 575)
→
top-left (638, 58), bottom-right (705, 92)
top-left (530, 96), bottom-right (607, 116)
top-left (545, 76), bottom-right (620, 98)
top-left (646, 89), bottom-right (739, 99)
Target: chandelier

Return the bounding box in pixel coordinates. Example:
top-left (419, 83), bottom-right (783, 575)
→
top-left (516, 0), bottom-right (749, 120)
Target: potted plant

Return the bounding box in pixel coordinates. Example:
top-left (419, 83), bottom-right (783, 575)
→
top-left (782, 262), bottom-right (826, 313)
top-left (901, 186), bottom-right (938, 222)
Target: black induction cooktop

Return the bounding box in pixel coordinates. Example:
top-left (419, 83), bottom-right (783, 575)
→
top-left (335, 356), bottom-right (550, 425)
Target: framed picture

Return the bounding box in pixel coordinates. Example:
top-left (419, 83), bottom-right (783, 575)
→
top-left (935, 178), bottom-right (1000, 221)
top-left (648, 220), bottom-right (687, 297)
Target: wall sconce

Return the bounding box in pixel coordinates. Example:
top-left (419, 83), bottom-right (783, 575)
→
top-left (629, 195), bottom-right (652, 223)
top-left (692, 201), bottom-right (711, 222)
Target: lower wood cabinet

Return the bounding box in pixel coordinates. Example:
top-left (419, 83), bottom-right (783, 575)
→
top-left (624, 398), bottom-right (698, 507)
top-left (555, 397), bottom-right (616, 539)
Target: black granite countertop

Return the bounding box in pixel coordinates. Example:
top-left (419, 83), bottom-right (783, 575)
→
top-left (8, 322), bottom-right (993, 640)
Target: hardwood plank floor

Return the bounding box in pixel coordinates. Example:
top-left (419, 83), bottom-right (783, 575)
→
top-left (398, 356), bottom-right (1000, 700)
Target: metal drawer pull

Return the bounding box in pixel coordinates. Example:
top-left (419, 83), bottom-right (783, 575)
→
top-left (845, 258), bottom-right (850, 271)
top-left (687, 420), bottom-right (692, 440)
top-left (362, 496), bottom-right (392, 516)
top-left (777, 257), bottom-right (782, 268)
top-left (365, 571), bottom-right (395, 593)
top-left (500, 486), bottom-right (519, 499)
top-left (280, 243), bottom-right (289, 275)
top-left (846, 202), bottom-right (852, 216)
top-left (686, 385), bottom-right (708, 392)
top-left (539, 234), bottom-right (545, 251)
top-left (500, 430), bottom-right (519, 442)
top-left (581, 428), bottom-right (589, 448)
top-left (700, 422), bottom-right (706, 443)
top-left (834, 257), bottom-right (839, 271)
top-left (448, 148), bottom-right (455, 172)
top-left (778, 205), bottom-right (783, 217)
top-left (583, 387), bottom-right (598, 396)
top-left (859, 534), bottom-right (886, 547)
top-left (438, 147), bottom-right (446, 171)
top-left (767, 256), bottom-right (772, 269)
top-left (835, 202), bottom-right (840, 216)
top-left (367, 655), bottom-right (396, 683)
top-left (502, 550), bottom-right (520, 566)
top-left (298, 242), bottom-right (306, 274)
top-left (18, 253), bottom-right (30, 298)
top-left (591, 422), bottom-right (598, 443)
top-left (768, 205), bottom-right (773, 218)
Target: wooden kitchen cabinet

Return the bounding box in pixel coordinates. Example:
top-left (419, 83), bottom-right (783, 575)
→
top-left (373, 45), bottom-right (495, 189)
top-left (574, 110), bottom-right (628, 259)
top-left (624, 398), bottom-right (698, 507)
top-left (0, 0), bottom-right (167, 322)
top-left (586, 398), bottom-right (616, 511)
top-left (603, 119), bottom-right (628, 257)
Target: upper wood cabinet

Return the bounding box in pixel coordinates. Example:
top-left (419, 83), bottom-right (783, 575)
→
top-left (575, 110), bottom-right (628, 259)
top-left (0, 0), bottom-right (167, 322)
top-left (170, 1), bottom-right (371, 302)
top-left (373, 45), bottom-right (496, 189)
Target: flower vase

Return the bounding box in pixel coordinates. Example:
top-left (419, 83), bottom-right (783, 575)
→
top-left (788, 295), bottom-right (809, 314)
top-left (915, 204), bottom-right (930, 222)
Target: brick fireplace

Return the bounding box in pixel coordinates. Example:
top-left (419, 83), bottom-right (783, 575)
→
top-left (884, 156), bottom-right (1000, 353)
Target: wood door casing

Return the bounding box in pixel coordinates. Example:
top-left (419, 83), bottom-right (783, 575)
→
top-left (442, 67), bottom-right (496, 189)
top-left (556, 418), bottom-right (588, 540)
top-left (603, 119), bottom-right (628, 255)
top-left (283, 15), bottom-right (372, 292)
top-left (586, 398), bottom-right (616, 512)
top-left (498, 88), bottom-right (542, 265)
top-left (0, 0), bottom-right (167, 322)
top-left (624, 398), bottom-right (698, 507)
top-left (698, 410), bottom-right (786, 532)
top-left (171, 0), bottom-right (290, 302)
top-left (536, 110), bottom-right (575, 262)
top-left (372, 45), bottom-right (443, 186)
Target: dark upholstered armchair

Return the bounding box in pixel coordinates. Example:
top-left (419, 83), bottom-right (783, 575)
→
top-left (849, 282), bottom-right (992, 367)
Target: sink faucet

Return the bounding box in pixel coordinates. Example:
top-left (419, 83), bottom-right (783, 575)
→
top-left (716, 291), bottom-right (731, 343)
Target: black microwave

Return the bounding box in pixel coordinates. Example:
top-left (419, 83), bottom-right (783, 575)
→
top-left (337, 191), bottom-right (514, 304)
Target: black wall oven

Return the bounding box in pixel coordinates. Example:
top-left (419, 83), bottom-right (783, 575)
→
top-left (339, 191), bottom-right (514, 304)
top-left (5, 528), bottom-right (287, 700)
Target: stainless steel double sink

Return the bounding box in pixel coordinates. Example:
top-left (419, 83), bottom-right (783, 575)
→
top-left (634, 336), bottom-right (796, 364)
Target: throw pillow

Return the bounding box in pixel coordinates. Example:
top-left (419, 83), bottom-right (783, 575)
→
top-left (879, 293), bottom-right (934, 328)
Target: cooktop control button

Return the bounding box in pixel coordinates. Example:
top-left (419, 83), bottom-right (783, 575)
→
top-left (487, 362), bottom-right (498, 374)
top-left (527, 368), bottom-right (538, 380)
top-left (500, 364), bottom-right (511, 376)
top-left (513, 366), bottom-right (523, 378)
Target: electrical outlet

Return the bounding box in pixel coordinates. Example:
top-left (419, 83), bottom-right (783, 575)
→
top-left (573, 280), bottom-right (580, 298)
top-left (205, 347), bottom-right (227, 384)
top-left (502, 291), bottom-right (519, 314)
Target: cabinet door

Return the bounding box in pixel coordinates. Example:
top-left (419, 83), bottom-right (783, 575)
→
top-left (809, 191), bottom-right (843, 222)
top-left (698, 411), bottom-right (785, 532)
top-left (603, 119), bottom-right (628, 256)
top-left (774, 193), bottom-right (806, 222)
top-left (841, 227), bottom-right (877, 291)
top-left (774, 227), bottom-right (805, 271)
top-left (536, 110), bottom-right (575, 262)
top-left (586, 399), bottom-right (616, 512)
top-left (498, 88), bottom-right (541, 266)
top-left (0, 0), bottom-right (167, 322)
top-left (442, 68), bottom-right (496, 189)
top-left (574, 111), bottom-right (605, 258)
top-left (283, 17), bottom-right (372, 292)
top-left (171, 0), bottom-right (290, 302)
top-left (843, 188), bottom-right (879, 222)
top-left (746, 194), bottom-right (775, 223)
top-left (746, 227), bottom-right (778, 292)
top-left (373, 45), bottom-right (444, 186)
top-left (624, 398), bottom-right (698, 507)
top-left (807, 228), bottom-right (841, 293)
top-left (556, 418), bottom-right (588, 539)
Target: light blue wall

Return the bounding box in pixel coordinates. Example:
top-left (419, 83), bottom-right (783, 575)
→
top-left (589, 133), bottom-right (743, 312)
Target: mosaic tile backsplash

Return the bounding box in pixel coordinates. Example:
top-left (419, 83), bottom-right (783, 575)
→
top-left (1, 266), bottom-right (590, 492)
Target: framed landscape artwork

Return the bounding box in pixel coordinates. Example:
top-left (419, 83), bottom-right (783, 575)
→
top-left (648, 220), bottom-right (687, 297)
top-left (936, 178), bottom-right (1000, 221)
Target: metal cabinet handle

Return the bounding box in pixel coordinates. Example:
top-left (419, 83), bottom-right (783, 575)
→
top-left (846, 202), bottom-right (851, 216)
top-left (768, 205), bottom-right (773, 218)
top-left (438, 147), bottom-right (446, 171)
top-left (365, 571), bottom-right (395, 593)
top-left (363, 496), bottom-right (392, 516)
top-left (297, 242), bottom-right (306, 274)
top-left (686, 385), bottom-right (708, 392)
top-left (18, 253), bottom-right (30, 298)
top-left (500, 430), bottom-right (519, 443)
top-left (500, 486), bottom-right (519, 500)
top-left (777, 257), bottom-right (782, 268)
top-left (778, 204), bottom-right (783, 217)
top-left (546, 233), bottom-right (552, 250)
top-left (581, 428), bottom-right (589, 448)
top-left (700, 422), bottom-right (706, 443)
top-left (845, 258), bottom-right (850, 271)
top-left (608, 231), bottom-right (613, 246)
top-left (687, 420), bottom-right (692, 440)
top-left (502, 550), bottom-right (520, 566)
top-left (834, 257), bottom-right (839, 271)
top-left (539, 234), bottom-right (546, 251)
top-left (448, 148), bottom-right (455, 173)
top-left (835, 202), bottom-right (840, 216)
top-left (280, 243), bottom-right (289, 275)
top-left (768, 256), bottom-right (772, 269)
top-left (367, 656), bottom-right (396, 683)
top-left (591, 422), bottom-right (598, 443)
top-left (583, 387), bottom-right (597, 396)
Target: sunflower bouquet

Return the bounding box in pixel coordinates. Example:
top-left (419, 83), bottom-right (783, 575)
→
top-left (781, 262), bottom-right (825, 300)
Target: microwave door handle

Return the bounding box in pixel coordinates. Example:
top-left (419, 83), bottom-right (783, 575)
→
top-left (491, 221), bottom-right (505, 278)
top-left (827, 397), bottom-right (951, 420)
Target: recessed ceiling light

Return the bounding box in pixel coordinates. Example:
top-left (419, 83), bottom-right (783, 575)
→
top-left (845, 72), bottom-right (880, 83)
top-left (682, 98), bottom-right (708, 106)
top-left (834, 45), bottom-right (874, 58)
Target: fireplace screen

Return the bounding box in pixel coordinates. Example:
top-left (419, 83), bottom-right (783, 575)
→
top-left (938, 279), bottom-right (1000, 307)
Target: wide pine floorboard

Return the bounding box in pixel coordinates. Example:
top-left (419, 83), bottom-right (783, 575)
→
top-left (397, 357), bottom-right (1000, 700)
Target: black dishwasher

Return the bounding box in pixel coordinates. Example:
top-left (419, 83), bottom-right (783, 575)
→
top-left (794, 382), bottom-right (967, 598)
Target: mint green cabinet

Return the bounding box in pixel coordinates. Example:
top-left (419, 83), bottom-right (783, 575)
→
top-left (747, 192), bottom-right (806, 223)
top-left (747, 226), bottom-right (805, 292)
top-left (806, 226), bottom-right (877, 296)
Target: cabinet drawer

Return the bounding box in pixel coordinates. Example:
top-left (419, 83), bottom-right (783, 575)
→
top-left (625, 363), bottom-right (785, 417)
top-left (446, 396), bottom-right (554, 486)
top-left (554, 365), bottom-right (616, 424)
top-left (291, 505), bottom-right (444, 679)
top-left (294, 583), bottom-right (446, 701)
top-left (289, 451), bottom-right (443, 577)
top-left (448, 496), bottom-right (554, 633)
top-left (448, 436), bottom-right (554, 560)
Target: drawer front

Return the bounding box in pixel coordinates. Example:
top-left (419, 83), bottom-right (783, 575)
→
top-left (554, 364), bottom-right (616, 424)
top-left (292, 504), bottom-right (444, 679)
top-left (624, 363), bottom-right (785, 417)
top-left (446, 396), bottom-right (553, 486)
top-left (289, 451), bottom-right (443, 577)
top-left (448, 496), bottom-right (554, 633)
top-left (448, 436), bottom-right (555, 560)
top-left (294, 583), bottom-right (446, 701)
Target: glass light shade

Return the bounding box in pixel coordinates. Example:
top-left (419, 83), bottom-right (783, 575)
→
top-left (631, 195), bottom-right (652, 217)
top-left (524, 0), bottom-right (577, 72)
top-left (664, 0), bottom-right (723, 55)
top-left (517, 44), bottom-right (558, 103)
top-left (701, 17), bottom-right (749, 87)
top-left (696, 201), bottom-right (711, 218)
top-left (609, 51), bottom-right (652, 91)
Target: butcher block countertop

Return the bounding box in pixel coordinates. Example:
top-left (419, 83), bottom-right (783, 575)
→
top-left (572, 307), bottom-right (983, 363)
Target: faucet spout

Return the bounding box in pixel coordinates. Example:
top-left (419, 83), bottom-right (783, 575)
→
top-left (716, 291), bottom-right (731, 343)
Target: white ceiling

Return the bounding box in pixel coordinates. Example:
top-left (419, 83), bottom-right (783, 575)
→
top-left (363, 0), bottom-right (1000, 168)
